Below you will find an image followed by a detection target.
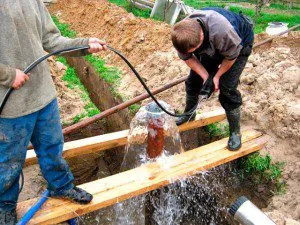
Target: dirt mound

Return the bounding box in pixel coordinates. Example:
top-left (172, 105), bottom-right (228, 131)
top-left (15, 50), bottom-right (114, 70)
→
top-left (50, 0), bottom-right (171, 69)
top-left (50, 0), bottom-right (300, 222)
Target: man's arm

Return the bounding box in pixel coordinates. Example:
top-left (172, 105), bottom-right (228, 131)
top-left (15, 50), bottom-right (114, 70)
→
top-left (185, 55), bottom-right (209, 82)
top-left (0, 63), bottom-right (16, 87)
top-left (213, 58), bottom-right (236, 91)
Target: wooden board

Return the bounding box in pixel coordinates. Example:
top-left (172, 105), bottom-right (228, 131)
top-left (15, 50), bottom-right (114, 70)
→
top-left (18, 130), bottom-right (265, 225)
top-left (25, 109), bottom-right (226, 166)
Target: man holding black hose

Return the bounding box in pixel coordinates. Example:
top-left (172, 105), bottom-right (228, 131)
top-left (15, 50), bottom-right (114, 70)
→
top-left (171, 7), bottom-right (254, 151)
top-left (0, 1), bottom-right (106, 224)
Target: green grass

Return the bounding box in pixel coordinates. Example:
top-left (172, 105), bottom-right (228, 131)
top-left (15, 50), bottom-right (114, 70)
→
top-left (204, 122), bottom-right (230, 138)
top-left (52, 15), bottom-right (123, 98)
top-left (269, 3), bottom-right (300, 10)
top-left (108, 0), bottom-right (151, 18)
top-left (56, 57), bottom-right (100, 123)
top-left (182, 1), bottom-right (300, 33)
top-left (239, 152), bottom-right (286, 193)
top-left (108, 0), bottom-right (300, 34)
top-left (85, 55), bottom-right (121, 86)
top-left (128, 104), bottom-right (141, 115)
top-left (229, 5), bottom-right (300, 33)
top-left (52, 16), bottom-right (77, 38)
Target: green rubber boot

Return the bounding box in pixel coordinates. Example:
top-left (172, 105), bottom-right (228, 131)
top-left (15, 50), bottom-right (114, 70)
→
top-left (0, 209), bottom-right (17, 225)
top-left (226, 108), bottom-right (242, 151)
top-left (176, 94), bottom-right (199, 126)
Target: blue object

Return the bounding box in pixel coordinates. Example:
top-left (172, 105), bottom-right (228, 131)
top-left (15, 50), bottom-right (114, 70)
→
top-left (16, 190), bottom-right (50, 225)
top-left (0, 99), bottom-right (74, 211)
top-left (68, 218), bottom-right (77, 225)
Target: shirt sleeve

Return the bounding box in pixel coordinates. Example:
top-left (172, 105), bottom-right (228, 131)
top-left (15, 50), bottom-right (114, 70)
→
top-left (177, 51), bottom-right (193, 61)
top-left (0, 63), bottom-right (16, 87)
top-left (209, 17), bottom-right (242, 60)
top-left (37, 0), bottom-right (90, 57)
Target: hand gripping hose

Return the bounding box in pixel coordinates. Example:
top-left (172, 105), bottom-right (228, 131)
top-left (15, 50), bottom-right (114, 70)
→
top-left (0, 45), bottom-right (210, 117)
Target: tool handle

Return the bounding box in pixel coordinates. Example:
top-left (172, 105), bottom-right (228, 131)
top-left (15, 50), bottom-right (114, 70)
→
top-left (199, 74), bottom-right (214, 99)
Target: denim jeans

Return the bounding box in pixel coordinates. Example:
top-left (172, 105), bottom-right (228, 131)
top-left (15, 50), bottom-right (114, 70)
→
top-left (0, 99), bottom-right (74, 212)
top-left (185, 45), bottom-right (253, 112)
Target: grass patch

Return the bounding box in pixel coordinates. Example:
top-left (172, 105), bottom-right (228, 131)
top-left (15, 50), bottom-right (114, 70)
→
top-left (84, 55), bottom-right (121, 86)
top-left (129, 104), bottom-right (141, 115)
top-left (52, 15), bottom-right (123, 98)
top-left (52, 16), bottom-right (77, 38)
top-left (204, 122), bottom-right (230, 138)
top-left (239, 152), bottom-right (286, 194)
top-left (183, 1), bottom-right (300, 33)
top-left (56, 56), bottom-right (100, 123)
top-left (108, 0), bottom-right (151, 18)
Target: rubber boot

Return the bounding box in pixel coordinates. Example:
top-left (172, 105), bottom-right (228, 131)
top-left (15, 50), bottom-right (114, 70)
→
top-left (50, 187), bottom-right (93, 204)
top-left (226, 107), bottom-right (242, 151)
top-left (176, 94), bottom-right (199, 126)
top-left (0, 209), bottom-right (17, 225)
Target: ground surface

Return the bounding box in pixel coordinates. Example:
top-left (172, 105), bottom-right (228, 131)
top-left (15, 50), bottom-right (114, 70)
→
top-left (22, 0), bottom-right (299, 223)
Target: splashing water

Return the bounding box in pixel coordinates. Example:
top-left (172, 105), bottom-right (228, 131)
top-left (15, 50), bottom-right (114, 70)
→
top-left (79, 101), bottom-right (247, 225)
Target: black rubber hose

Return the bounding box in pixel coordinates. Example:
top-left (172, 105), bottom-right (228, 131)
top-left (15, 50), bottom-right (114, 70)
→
top-left (0, 45), bottom-right (200, 117)
top-left (106, 45), bottom-right (199, 117)
top-left (0, 46), bottom-right (89, 114)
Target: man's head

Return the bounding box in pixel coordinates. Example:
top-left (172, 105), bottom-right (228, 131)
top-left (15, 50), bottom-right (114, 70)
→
top-left (171, 18), bottom-right (203, 54)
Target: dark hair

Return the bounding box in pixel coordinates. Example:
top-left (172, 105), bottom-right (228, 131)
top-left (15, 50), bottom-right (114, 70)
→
top-left (171, 18), bottom-right (201, 53)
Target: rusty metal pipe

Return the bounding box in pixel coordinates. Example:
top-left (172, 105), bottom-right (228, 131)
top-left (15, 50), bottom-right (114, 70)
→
top-left (62, 76), bottom-right (187, 135)
top-left (147, 117), bottom-right (165, 158)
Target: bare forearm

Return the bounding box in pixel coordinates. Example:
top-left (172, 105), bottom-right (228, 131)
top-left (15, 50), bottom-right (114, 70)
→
top-left (215, 58), bottom-right (236, 79)
top-left (185, 56), bottom-right (209, 81)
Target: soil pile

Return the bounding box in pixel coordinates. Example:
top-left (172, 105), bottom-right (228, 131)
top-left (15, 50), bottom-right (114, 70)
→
top-left (49, 0), bottom-right (300, 222)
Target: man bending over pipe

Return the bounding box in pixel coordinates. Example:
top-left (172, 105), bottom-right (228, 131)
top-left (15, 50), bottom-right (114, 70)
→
top-left (0, 1), bottom-right (106, 224)
top-left (171, 7), bottom-right (254, 151)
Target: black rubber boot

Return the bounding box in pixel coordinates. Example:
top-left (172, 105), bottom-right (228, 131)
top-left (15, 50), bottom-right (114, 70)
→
top-left (176, 94), bottom-right (199, 126)
top-left (50, 187), bottom-right (93, 204)
top-left (0, 209), bottom-right (17, 225)
top-left (226, 107), bottom-right (242, 151)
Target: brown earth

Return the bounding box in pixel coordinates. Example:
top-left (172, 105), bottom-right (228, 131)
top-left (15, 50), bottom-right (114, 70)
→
top-left (45, 0), bottom-right (300, 222)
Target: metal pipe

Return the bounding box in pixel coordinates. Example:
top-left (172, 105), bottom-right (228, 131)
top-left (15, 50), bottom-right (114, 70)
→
top-left (16, 190), bottom-right (50, 225)
top-left (253, 24), bottom-right (300, 48)
top-left (62, 76), bottom-right (187, 135)
top-left (229, 196), bottom-right (276, 225)
top-left (147, 117), bottom-right (165, 158)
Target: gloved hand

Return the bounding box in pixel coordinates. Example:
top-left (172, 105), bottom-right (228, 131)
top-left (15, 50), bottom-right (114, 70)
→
top-left (199, 75), bottom-right (215, 99)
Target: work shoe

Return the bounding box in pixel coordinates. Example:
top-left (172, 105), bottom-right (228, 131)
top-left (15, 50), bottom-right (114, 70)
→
top-left (176, 94), bottom-right (198, 126)
top-left (50, 187), bottom-right (93, 204)
top-left (226, 107), bottom-right (242, 151)
top-left (0, 209), bottom-right (17, 225)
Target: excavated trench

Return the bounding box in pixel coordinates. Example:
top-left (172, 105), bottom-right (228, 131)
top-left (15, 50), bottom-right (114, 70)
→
top-left (55, 57), bottom-right (273, 225)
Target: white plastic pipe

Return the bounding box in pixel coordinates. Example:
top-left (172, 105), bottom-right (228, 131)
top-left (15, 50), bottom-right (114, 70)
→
top-left (229, 196), bottom-right (276, 225)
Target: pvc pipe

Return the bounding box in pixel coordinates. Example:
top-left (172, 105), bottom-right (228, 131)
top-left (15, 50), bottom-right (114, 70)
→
top-left (68, 218), bottom-right (77, 225)
top-left (17, 190), bottom-right (50, 225)
top-left (229, 196), bottom-right (276, 225)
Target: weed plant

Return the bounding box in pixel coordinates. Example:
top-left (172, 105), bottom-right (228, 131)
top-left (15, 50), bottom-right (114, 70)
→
top-left (239, 152), bottom-right (286, 194)
top-left (205, 122), bottom-right (230, 138)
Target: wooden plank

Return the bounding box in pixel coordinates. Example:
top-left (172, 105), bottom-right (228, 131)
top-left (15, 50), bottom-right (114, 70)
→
top-left (25, 109), bottom-right (225, 166)
top-left (18, 130), bottom-right (265, 224)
